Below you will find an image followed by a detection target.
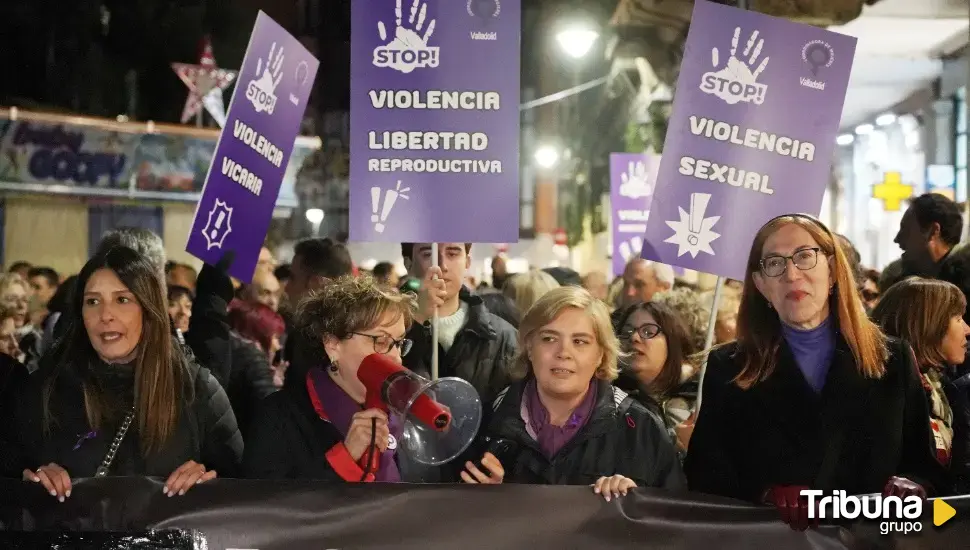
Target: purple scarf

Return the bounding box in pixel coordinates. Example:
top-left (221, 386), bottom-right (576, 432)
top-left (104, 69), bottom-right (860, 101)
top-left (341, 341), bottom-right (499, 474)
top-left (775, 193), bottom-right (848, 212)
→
top-left (308, 367), bottom-right (402, 482)
top-left (523, 379), bottom-right (598, 459)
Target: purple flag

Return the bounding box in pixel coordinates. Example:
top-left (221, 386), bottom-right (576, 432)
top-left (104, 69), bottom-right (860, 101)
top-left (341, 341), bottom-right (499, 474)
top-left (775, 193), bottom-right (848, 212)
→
top-left (185, 12), bottom-right (319, 282)
top-left (349, 0), bottom-right (520, 243)
top-left (610, 153), bottom-right (657, 277)
top-left (639, 1), bottom-right (855, 281)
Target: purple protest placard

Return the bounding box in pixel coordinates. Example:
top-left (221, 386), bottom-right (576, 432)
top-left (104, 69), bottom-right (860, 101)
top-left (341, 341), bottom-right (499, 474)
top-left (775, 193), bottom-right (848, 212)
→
top-left (185, 11), bottom-right (319, 282)
top-left (349, 0), bottom-right (520, 243)
top-left (611, 153), bottom-right (657, 277)
top-left (639, 1), bottom-right (855, 280)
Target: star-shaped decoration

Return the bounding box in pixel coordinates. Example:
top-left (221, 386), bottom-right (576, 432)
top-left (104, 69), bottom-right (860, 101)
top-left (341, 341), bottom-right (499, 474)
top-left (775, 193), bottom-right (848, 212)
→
top-left (172, 36), bottom-right (238, 127)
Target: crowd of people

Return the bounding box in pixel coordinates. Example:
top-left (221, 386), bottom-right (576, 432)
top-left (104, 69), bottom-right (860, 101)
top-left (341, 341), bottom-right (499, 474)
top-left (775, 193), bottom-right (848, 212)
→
top-left (1, 192), bottom-right (969, 531)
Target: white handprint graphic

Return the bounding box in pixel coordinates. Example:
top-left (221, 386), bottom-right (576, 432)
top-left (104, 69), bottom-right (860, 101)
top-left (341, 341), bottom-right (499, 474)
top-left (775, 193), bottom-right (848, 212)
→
top-left (246, 42), bottom-right (285, 115)
top-left (619, 161), bottom-right (652, 199)
top-left (373, 0), bottom-right (439, 74)
top-left (699, 27), bottom-right (769, 105)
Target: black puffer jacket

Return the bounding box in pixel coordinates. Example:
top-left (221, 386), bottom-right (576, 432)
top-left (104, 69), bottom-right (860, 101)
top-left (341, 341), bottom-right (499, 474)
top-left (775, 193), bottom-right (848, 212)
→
top-left (456, 378), bottom-right (686, 489)
top-left (3, 354), bottom-right (242, 479)
top-left (403, 287), bottom-right (518, 404)
top-left (226, 331), bottom-right (278, 438)
top-left (940, 366), bottom-right (970, 493)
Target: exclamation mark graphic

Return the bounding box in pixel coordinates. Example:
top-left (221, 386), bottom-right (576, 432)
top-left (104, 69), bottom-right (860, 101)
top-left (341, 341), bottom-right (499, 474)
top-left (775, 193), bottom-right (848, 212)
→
top-left (688, 193), bottom-right (711, 246)
top-left (371, 187), bottom-right (382, 223)
top-left (210, 211), bottom-right (225, 240)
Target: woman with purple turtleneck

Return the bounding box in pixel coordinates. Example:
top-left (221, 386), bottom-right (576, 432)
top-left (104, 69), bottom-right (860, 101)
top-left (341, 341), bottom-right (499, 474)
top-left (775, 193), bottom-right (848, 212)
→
top-left (685, 215), bottom-right (950, 532)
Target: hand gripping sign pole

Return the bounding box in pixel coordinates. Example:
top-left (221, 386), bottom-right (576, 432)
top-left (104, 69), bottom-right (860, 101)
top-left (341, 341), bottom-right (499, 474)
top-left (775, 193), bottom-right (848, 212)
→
top-left (693, 277), bottom-right (724, 413)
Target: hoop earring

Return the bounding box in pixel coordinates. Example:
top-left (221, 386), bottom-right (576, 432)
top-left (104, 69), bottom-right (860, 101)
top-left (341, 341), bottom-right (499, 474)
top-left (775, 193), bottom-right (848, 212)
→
top-left (328, 361), bottom-right (339, 373)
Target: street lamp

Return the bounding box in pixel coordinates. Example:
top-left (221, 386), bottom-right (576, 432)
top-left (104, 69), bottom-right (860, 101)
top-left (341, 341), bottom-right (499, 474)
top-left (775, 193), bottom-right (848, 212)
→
top-left (534, 145), bottom-right (560, 168)
top-left (556, 26), bottom-right (599, 59)
top-left (306, 208), bottom-right (325, 236)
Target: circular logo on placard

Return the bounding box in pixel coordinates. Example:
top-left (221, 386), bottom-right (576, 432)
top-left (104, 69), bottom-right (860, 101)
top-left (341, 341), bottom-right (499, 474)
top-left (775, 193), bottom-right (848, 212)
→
top-left (801, 40), bottom-right (834, 76)
top-left (295, 61), bottom-right (310, 87)
top-left (467, 0), bottom-right (500, 19)
top-left (387, 434), bottom-right (398, 450)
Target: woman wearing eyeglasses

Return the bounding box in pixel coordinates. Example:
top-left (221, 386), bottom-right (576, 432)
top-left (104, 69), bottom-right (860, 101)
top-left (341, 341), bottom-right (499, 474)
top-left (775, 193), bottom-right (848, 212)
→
top-left (243, 276), bottom-right (416, 481)
top-left (684, 214), bottom-right (950, 531)
top-left (614, 301), bottom-right (697, 454)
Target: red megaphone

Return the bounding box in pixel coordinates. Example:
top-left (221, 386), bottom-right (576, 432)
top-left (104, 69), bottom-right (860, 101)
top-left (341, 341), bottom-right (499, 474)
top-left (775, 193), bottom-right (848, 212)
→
top-left (357, 353), bottom-right (452, 430)
top-left (355, 354), bottom-right (452, 474)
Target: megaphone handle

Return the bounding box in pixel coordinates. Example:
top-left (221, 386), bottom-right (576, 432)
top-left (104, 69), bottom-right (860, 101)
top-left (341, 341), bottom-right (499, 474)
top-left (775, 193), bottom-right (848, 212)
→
top-left (431, 243), bottom-right (439, 381)
top-left (358, 417), bottom-right (379, 480)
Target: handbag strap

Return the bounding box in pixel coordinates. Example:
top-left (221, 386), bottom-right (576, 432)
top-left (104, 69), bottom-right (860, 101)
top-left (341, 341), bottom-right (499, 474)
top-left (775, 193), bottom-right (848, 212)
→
top-left (94, 408), bottom-right (135, 478)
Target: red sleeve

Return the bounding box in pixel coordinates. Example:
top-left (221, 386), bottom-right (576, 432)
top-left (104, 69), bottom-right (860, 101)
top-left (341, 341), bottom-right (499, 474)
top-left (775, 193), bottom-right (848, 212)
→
top-left (325, 443), bottom-right (376, 482)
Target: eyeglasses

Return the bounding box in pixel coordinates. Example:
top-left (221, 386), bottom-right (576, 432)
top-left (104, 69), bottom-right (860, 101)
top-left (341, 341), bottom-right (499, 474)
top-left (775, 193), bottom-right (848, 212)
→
top-left (619, 323), bottom-right (662, 342)
top-left (759, 248), bottom-right (822, 278)
top-left (350, 332), bottom-right (413, 357)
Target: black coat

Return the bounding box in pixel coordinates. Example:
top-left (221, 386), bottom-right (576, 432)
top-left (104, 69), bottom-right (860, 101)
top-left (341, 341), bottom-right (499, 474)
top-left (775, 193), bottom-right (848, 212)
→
top-left (4, 357), bottom-right (243, 479)
top-left (0, 355), bottom-right (28, 477)
top-left (242, 378), bottom-right (346, 480)
top-left (226, 332), bottom-right (278, 439)
top-left (403, 288), bottom-right (518, 404)
top-left (684, 336), bottom-right (951, 502)
top-left (242, 376), bottom-right (427, 482)
top-left (457, 378), bottom-right (686, 489)
top-left (940, 366), bottom-right (970, 493)
top-left (183, 261), bottom-right (235, 388)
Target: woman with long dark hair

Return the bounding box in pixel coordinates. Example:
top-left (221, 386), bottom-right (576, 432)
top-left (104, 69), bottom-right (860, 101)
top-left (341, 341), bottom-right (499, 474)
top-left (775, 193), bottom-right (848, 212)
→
top-left (7, 247), bottom-right (242, 500)
top-left (684, 214), bottom-right (949, 530)
top-left (614, 301), bottom-right (697, 452)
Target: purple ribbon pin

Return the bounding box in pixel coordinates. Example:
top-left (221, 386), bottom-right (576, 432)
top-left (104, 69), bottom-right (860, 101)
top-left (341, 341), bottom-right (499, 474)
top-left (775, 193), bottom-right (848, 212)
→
top-left (73, 431), bottom-right (98, 451)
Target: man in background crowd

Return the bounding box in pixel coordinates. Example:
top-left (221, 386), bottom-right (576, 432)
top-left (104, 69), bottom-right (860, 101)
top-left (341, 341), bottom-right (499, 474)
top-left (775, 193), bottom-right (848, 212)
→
top-left (26, 267), bottom-right (59, 311)
top-left (618, 258), bottom-right (675, 309)
top-left (896, 193), bottom-right (963, 280)
top-left (282, 238), bottom-right (354, 369)
top-left (242, 269), bottom-right (282, 313)
top-left (402, 242), bottom-right (517, 405)
top-left (490, 254), bottom-right (509, 291)
top-left (166, 262), bottom-right (198, 292)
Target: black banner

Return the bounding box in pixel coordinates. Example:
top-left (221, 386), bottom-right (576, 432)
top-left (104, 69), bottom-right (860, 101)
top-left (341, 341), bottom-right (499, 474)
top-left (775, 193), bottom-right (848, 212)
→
top-left (0, 477), bottom-right (967, 549)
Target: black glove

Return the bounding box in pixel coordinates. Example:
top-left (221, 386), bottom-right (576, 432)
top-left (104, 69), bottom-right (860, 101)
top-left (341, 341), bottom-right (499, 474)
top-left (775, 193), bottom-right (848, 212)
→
top-left (195, 251), bottom-right (235, 303)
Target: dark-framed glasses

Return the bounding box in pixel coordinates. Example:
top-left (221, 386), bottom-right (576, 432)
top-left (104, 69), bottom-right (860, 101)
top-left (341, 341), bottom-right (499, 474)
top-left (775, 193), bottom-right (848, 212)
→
top-left (759, 248), bottom-right (821, 278)
top-left (619, 323), bottom-right (662, 342)
top-left (351, 332), bottom-right (413, 356)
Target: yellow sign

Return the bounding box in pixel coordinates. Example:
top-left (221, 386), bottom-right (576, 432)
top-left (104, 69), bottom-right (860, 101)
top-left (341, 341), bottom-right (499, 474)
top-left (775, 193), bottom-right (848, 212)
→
top-left (934, 499), bottom-right (956, 527)
top-left (873, 172), bottom-right (914, 211)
